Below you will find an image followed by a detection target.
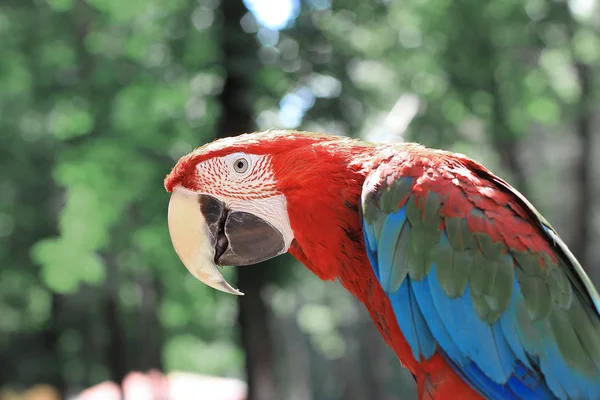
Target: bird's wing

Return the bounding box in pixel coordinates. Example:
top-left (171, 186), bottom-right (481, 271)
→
top-left (360, 150), bottom-right (600, 400)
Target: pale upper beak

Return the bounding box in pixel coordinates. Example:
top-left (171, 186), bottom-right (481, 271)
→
top-left (167, 188), bottom-right (287, 295)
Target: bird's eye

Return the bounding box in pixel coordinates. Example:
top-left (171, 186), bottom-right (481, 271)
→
top-left (233, 157), bottom-right (249, 174)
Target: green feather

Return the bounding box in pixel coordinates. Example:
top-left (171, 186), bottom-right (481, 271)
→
top-left (549, 307), bottom-right (596, 375)
top-left (547, 262), bottom-right (573, 309)
top-left (405, 195), bottom-right (421, 228)
top-left (471, 291), bottom-right (493, 321)
top-left (433, 245), bottom-right (455, 292)
top-left (516, 265), bottom-right (552, 321)
top-left (404, 193), bottom-right (442, 281)
top-left (406, 236), bottom-right (429, 281)
top-left (468, 252), bottom-right (513, 323)
top-left (389, 221), bottom-right (412, 293)
top-left (486, 255), bottom-right (514, 314)
top-left (422, 191), bottom-right (443, 226)
top-left (372, 212), bottom-right (387, 245)
top-left (516, 298), bottom-right (544, 353)
top-left (474, 232), bottom-right (504, 261)
top-left (450, 250), bottom-right (473, 298)
top-left (380, 177), bottom-right (412, 214)
top-left (470, 251), bottom-right (492, 297)
top-left (445, 216), bottom-right (477, 251)
top-left (362, 192), bottom-right (380, 224)
top-left (568, 297), bottom-right (600, 374)
top-left (512, 251), bottom-right (543, 276)
top-left (434, 246), bottom-right (472, 298)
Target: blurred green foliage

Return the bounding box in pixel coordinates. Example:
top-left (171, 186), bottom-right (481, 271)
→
top-left (1, 0), bottom-right (598, 399)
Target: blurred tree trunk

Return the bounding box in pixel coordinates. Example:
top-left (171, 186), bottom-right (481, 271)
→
top-left (235, 265), bottom-right (276, 400)
top-left (105, 302), bottom-right (127, 386)
top-left (560, 4), bottom-right (594, 272)
top-left (216, 2), bottom-right (276, 400)
top-left (104, 259), bottom-right (127, 389)
top-left (359, 306), bottom-right (396, 400)
top-left (337, 322), bottom-right (371, 400)
top-left (41, 293), bottom-right (66, 393)
top-left (339, 348), bottom-right (370, 400)
top-left (138, 273), bottom-right (163, 371)
top-left (572, 62), bottom-right (594, 269)
top-left (281, 315), bottom-right (312, 400)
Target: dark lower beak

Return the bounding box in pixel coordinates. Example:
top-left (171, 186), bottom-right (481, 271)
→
top-left (199, 194), bottom-right (286, 266)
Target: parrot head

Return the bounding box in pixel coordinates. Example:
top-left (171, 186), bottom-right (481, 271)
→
top-left (165, 131), bottom-right (372, 295)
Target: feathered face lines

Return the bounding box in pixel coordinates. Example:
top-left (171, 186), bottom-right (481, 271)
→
top-left (166, 132), bottom-right (310, 194)
top-left (192, 152), bottom-right (279, 200)
top-left (164, 147), bottom-right (280, 200)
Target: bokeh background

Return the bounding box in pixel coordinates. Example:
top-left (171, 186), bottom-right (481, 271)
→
top-left (1, 0), bottom-right (599, 399)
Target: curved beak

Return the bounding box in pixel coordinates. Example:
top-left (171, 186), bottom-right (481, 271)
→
top-left (167, 188), bottom-right (286, 295)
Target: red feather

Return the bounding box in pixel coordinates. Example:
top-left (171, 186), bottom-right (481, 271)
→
top-left (264, 138), bottom-right (484, 399)
top-left (166, 132), bottom-right (527, 399)
top-left (391, 147), bottom-right (557, 263)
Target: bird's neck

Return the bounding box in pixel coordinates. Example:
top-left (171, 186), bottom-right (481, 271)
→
top-left (282, 143), bottom-right (421, 374)
top-left (286, 175), bottom-right (368, 291)
top-left (281, 143), bottom-right (374, 287)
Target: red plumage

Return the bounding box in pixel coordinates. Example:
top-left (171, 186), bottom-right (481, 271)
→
top-left (165, 131), bottom-right (600, 399)
top-left (256, 135), bottom-right (486, 398)
top-left (167, 132), bottom-right (562, 399)
top-left (390, 147), bottom-right (557, 261)
top-left (165, 132), bottom-right (486, 398)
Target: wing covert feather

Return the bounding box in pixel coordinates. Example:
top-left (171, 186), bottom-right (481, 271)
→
top-left (361, 149), bottom-right (600, 400)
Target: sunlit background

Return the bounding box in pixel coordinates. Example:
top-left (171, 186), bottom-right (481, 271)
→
top-left (1, 0), bottom-right (600, 399)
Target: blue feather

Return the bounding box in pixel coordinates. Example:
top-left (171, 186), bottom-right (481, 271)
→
top-left (377, 208), bottom-right (407, 293)
top-left (537, 320), bottom-right (584, 399)
top-left (362, 199), bottom-right (600, 399)
top-left (364, 221), bottom-right (377, 254)
top-left (363, 222), bottom-right (379, 279)
top-left (411, 275), bottom-right (466, 364)
top-left (457, 362), bottom-right (519, 400)
top-left (465, 286), bottom-right (508, 382)
top-left (499, 280), bottom-right (534, 371)
top-left (388, 280), bottom-right (437, 361)
top-left (508, 362), bottom-right (554, 399)
top-left (428, 267), bottom-right (511, 383)
top-left (454, 360), bottom-right (555, 400)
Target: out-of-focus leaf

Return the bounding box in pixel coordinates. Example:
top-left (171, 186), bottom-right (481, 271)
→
top-left (573, 29), bottom-right (600, 64)
top-left (49, 99), bottom-right (94, 140)
top-left (163, 335), bottom-right (243, 375)
top-left (46, 0), bottom-right (74, 12)
top-left (526, 96), bottom-right (560, 125)
top-left (32, 238), bottom-right (106, 293)
top-left (297, 304), bottom-right (335, 334)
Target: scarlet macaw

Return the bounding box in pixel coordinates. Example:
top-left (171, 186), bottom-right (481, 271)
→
top-left (165, 131), bottom-right (600, 400)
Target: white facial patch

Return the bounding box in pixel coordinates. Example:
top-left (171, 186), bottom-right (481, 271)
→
top-left (226, 194), bottom-right (294, 252)
top-left (195, 152), bottom-right (278, 199)
top-left (194, 152), bottom-right (295, 252)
